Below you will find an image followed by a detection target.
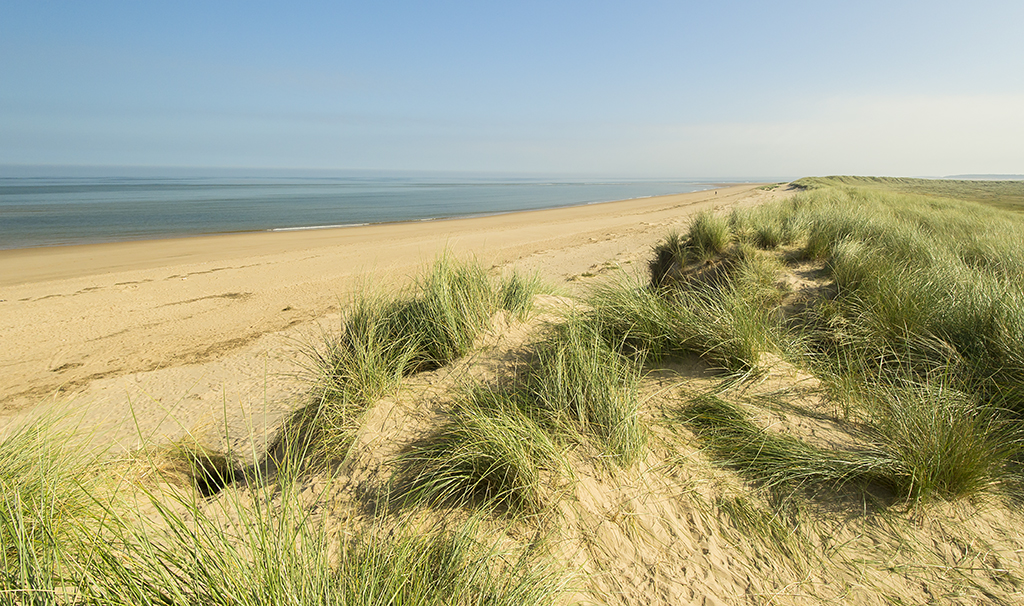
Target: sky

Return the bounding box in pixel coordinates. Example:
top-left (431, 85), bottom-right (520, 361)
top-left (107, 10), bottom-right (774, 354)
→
top-left (2, 1), bottom-right (1022, 178)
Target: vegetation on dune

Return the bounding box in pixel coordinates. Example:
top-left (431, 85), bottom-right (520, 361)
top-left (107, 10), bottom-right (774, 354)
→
top-left (1, 419), bottom-right (100, 603)
top-left (396, 387), bottom-right (563, 513)
top-left (7, 179), bottom-right (1024, 604)
top-left (524, 316), bottom-right (647, 465)
top-left (794, 175), bottom-right (1024, 211)
top-left (290, 255), bottom-right (544, 465)
top-left (601, 244), bottom-right (787, 374)
top-left (2, 439), bottom-right (564, 605)
top-left (681, 394), bottom-right (899, 496)
top-left (397, 314), bottom-right (647, 513)
top-left (653, 181), bottom-right (1024, 504)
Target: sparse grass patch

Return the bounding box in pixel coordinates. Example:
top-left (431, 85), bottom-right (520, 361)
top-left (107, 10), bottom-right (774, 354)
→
top-left (156, 439), bottom-right (242, 497)
top-left (682, 394), bottom-right (897, 496)
top-left (715, 494), bottom-right (812, 567)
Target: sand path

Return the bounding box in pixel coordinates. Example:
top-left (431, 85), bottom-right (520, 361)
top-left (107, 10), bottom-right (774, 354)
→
top-left (0, 184), bottom-right (781, 451)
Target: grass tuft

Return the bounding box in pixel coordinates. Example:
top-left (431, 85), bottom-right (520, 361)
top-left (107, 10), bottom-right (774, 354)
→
top-left (498, 271), bottom-right (544, 320)
top-left (687, 210), bottom-right (731, 260)
top-left (297, 255), bottom-right (538, 465)
top-left (861, 380), bottom-right (1021, 502)
top-left (649, 230), bottom-right (687, 286)
top-left (590, 274), bottom-right (781, 374)
top-left (526, 317), bottom-right (647, 465)
top-left (1, 417), bottom-right (97, 602)
top-left (395, 387), bottom-right (563, 513)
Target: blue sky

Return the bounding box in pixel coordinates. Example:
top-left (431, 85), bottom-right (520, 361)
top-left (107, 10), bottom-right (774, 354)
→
top-left (2, 1), bottom-right (1022, 177)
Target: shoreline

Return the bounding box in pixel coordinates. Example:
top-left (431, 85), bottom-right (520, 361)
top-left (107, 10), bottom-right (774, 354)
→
top-left (0, 185), bottom-right (739, 287)
top-left (0, 176), bottom-right (735, 253)
top-left (0, 183), bottom-right (783, 450)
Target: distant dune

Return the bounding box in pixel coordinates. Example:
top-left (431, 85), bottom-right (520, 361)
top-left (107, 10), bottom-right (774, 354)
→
top-left (945, 173), bottom-right (1024, 180)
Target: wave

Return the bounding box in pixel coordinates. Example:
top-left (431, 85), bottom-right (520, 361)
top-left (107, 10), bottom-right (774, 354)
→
top-left (268, 223), bottom-right (369, 232)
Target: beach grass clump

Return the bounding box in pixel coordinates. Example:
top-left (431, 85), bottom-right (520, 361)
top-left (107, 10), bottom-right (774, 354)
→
top-left (395, 387), bottom-right (563, 513)
top-left (314, 292), bottom-right (420, 405)
top-left (302, 256), bottom-right (539, 463)
top-left (498, 271), bottom-right (544, 320)
top-left (687, 210), bottom-right (732, 260)
top-left (649, 212), bottom-right (733, 280)
top-left (730, 201), bottom-right (812, 250)
top-left (525, 316), bottom-right (647, 465)
top-left (311, 255), bottom-right (509, 404)
top-left (399, 316), bottom-right (647, 512)
top-left (590, 271), bottom-right (782, 374)
top-left (1, 419), bottom-right (97, 601)
top-left (407, 254), bottom-right (497, 370)
top-left (77, 482), bottom-right (564, 605)
top-left (649, 230), bottom-right (687, 286)
top-left (860, 379), bottom-right (1021, 503)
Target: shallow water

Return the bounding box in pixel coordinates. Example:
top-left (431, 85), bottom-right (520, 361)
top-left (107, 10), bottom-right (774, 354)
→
top-left (0, 169), bottom-right (724, 249)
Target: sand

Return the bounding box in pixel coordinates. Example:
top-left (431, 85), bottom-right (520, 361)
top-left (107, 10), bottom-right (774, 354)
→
top-left (0, 183), bottom-right (778, 451)
top-left (8, 181), bottom-right (1024, 606)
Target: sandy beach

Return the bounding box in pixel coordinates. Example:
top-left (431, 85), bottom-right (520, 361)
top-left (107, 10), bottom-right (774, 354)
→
top-left (0, 184), bottom-right (774, 451)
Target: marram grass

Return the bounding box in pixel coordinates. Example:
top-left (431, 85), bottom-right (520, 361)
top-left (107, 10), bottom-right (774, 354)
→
top-left (395, 386), bottom-right (564, 514)
top-left (666, 181), bottom-right (1024, 504)
top-left (0, 415), bottom-right (566, 606)
top-left (297, 255), bottom-right (545, 465)
top-left (525, 315), bottom-right (647, 465)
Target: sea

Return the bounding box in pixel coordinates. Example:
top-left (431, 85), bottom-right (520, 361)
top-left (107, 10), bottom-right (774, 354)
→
top-left (0, 167), bottom-right (738, 250)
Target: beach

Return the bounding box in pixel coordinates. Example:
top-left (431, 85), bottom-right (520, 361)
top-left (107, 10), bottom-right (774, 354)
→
top-left (0, 183), bottom-right (774, 451)
top-left (5, 178), bottom-right (1024, 606)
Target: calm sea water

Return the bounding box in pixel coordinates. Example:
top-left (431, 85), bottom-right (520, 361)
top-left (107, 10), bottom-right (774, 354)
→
top-left (0, 169), bottom-right (727, 250)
